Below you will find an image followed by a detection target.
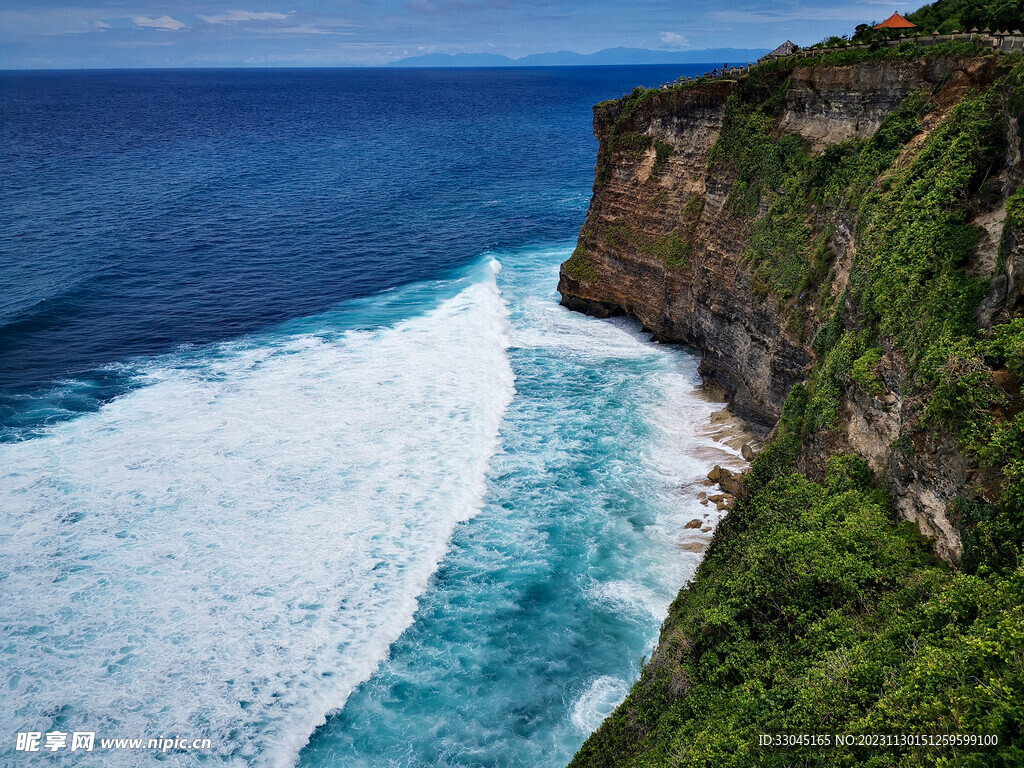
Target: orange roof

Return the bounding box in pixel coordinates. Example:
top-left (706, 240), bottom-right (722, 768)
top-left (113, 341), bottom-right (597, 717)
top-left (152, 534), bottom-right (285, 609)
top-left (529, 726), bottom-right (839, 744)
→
top-left (874, 12), bottom-right (917, 29)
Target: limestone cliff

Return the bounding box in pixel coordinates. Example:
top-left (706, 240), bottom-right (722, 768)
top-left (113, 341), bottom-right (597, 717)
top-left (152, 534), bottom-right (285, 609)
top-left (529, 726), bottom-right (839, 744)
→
top-left (559, 51), bottom-right (1023, 565)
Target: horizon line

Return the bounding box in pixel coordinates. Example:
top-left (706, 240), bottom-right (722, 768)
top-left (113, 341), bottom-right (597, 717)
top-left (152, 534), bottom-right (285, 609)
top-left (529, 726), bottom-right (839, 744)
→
top-left (0, 45), bottom-right (771, 73)
top-left (0, 60), bottom-right (766, 73)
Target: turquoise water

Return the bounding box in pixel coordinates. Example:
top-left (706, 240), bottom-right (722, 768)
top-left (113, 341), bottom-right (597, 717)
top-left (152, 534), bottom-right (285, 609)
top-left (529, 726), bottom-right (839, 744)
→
top-left (0, 244), bottom-right (740, 767)
top-left (297, 246), bottom-right (739, 767)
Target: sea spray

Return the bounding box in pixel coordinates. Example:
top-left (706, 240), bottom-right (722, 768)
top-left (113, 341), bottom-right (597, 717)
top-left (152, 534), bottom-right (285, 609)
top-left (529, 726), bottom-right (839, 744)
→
top-left (297, 246), bottom-right (743, 768)
top-left (0, 261), bottom-right (514, 768)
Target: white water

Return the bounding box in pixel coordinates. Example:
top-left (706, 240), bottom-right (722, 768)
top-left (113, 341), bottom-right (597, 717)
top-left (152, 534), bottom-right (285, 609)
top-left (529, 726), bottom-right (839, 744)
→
top-left (0, 262), bottom-right (514, 767)
top-left (570, 676), bottom-right (631, 734)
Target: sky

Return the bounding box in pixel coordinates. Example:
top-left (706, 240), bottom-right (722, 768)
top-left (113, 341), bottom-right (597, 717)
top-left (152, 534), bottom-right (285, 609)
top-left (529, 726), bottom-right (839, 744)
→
top-left (0, 0), bottom-right (911, 69)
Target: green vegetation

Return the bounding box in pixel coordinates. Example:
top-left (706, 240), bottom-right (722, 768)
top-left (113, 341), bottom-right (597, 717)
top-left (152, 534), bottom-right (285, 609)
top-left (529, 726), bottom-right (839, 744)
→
top-left (718, 85), bottom-right (933, 310)
top-left (643, 230), bottom-right (691, 269)
top-left (710, 62), bottom-right (1017, 445)
top-left (1006, 186), bottom-right (1024, 226)
top-left (709, 76), bottom-right (804, 217)
top-left (564, 243), bottom-right (598, 283)
top-left (651, 141), bottom-right (674, 177)
top-left (851, 347), bottom-right (885, 397)
top-left (595, 88), bottom-right (667, 184)
top-left (853, 90), bottom-right (1000, 377)
top-left (908, 0), bottom-right (1024, 33)
top-left (750, 38), bottom-right (986, 78)
top-left (599, 217), bottom-right (692, 270)
top-left (807, 330), bottom-right (858, 431)
top-left (808, 90), bottom-right (933, 208)
top-left (683, 194), bottom-right (705, 229)
top-left (570, 45), bottom-right (1024, 768)
top-left (570, 438), bottom-right (1024, 768)
top-left (607, 89), bottom-right (659, 151)
top-left (605, 218), bottom-right (634, 248)
top-left (614, 132), bottom-right (653, 157)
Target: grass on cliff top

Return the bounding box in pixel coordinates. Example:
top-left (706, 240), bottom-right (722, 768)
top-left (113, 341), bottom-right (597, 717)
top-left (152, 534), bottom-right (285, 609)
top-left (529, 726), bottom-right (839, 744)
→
top-left (597, 39), bottom-right (990, 118)
top-left (748, 38), bottom-right (990, 81)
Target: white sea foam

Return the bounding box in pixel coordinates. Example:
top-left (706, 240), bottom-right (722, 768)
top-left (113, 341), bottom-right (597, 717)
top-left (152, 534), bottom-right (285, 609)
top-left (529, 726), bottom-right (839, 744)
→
top-left (570, 676), bottom-right (630, 734)
top-left (511, 298), bottom-right (655, 362)
top-left (590, 580), bottom-right (665, 622)
top-left (0, 261), bottom-right (514, 767)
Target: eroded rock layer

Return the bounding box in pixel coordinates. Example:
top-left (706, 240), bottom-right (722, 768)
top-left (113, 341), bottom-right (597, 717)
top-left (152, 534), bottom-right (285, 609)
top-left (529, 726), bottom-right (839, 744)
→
top-left (559, 53), bottom-right (1023, 564)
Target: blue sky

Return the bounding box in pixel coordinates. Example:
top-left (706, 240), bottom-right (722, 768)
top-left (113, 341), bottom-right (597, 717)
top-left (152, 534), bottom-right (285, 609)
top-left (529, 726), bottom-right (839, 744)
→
top-left (0, 0), bottom-right (909, 69)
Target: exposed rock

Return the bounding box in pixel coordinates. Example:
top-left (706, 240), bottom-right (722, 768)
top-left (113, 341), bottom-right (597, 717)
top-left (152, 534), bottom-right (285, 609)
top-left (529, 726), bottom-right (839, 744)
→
top-left (558, 57), bottom-right (998, 427)
top-left (779, 57), bottom-right (1002, 150)
top-left (888, 432), bottom-right (974, 563)
top-left (709, 409), bottom-right (733, 424)
top-left (717, 468), bottom-right (744, 497)
top-left (559, 53), bottom-right (1018, 565)
top-left (685, 519), bottom-right (703, 529)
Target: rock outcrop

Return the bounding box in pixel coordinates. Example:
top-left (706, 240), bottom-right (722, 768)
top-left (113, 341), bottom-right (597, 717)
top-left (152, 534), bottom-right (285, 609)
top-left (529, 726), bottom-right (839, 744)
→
top-left (559, 53), bottom-right (1023, 564)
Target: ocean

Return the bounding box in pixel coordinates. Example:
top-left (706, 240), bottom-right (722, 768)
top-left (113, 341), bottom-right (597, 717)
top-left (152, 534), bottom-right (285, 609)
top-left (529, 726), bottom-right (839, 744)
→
top-left (0, 65), bottom-right (744, 766)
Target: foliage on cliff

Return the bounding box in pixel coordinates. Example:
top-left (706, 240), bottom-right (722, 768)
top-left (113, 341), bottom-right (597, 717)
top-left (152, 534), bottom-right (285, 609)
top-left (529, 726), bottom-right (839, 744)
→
top-left (569, 414), bottom-right (1024, 768)
top-left (908, 0), bottom-right (1024, 34)
top-left (710, 59), bottom-right (1024, 545)
top-left (568, 54), bottom-right (1024, 768)
top-left (564, 243), bottom-right (599, 284)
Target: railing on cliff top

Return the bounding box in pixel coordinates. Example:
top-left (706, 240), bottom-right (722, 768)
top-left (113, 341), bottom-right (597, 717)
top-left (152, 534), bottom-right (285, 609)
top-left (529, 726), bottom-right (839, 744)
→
top-left (658, 29), bottom-right (1024, 90)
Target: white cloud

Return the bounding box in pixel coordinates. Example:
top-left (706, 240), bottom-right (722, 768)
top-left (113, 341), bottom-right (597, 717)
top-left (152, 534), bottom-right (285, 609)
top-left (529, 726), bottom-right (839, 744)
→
top-left (110, 40), bottom-right (177, 46)
top-left (710, 3), bottom-right (891, 24)
top-left (133, 15), bottom-right (186, 31)
top-left (199, 10), bottom-right (289, 24)
top-left (93, 20), bottom-right (111, 29)
top-left (258, 24), bottom-right (341, 34)
top-left (659, 31), bottom-right (690, 49)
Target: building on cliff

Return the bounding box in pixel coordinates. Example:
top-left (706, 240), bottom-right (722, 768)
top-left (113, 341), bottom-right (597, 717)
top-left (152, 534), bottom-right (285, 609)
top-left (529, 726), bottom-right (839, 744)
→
top-left (760, 40), bottom-right (798, 61)
top-left (874, 11), bottom-right (917, 29)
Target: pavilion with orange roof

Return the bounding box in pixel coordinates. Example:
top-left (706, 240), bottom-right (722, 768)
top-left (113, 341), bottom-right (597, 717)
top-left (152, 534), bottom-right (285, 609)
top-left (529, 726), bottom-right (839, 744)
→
top-left (874, 12), bottom-right (917, 29)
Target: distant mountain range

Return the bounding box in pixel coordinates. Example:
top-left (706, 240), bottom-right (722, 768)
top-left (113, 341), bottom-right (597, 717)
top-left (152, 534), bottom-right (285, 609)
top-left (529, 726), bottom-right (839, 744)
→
top-left (385, 46), bottom-right (770, 68)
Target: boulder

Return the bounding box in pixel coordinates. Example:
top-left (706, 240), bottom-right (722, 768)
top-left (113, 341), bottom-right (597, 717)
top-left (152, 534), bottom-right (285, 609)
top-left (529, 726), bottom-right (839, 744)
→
top-left (718, 468), bottom-right (745, 496)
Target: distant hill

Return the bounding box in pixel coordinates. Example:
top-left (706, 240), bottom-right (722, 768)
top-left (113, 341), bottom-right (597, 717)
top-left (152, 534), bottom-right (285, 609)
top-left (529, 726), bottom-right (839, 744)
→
top-left (385, 46), bottom-right (770, 68)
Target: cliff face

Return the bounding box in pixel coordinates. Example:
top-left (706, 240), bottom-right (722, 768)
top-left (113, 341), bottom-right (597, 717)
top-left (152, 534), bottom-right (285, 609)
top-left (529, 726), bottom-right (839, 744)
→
top-left (559, 53), bottom-right (1021, 564)
top-left (561, 48), bottom-right (1024, 768)
top-left (560, 79), bottom-right (791, 426)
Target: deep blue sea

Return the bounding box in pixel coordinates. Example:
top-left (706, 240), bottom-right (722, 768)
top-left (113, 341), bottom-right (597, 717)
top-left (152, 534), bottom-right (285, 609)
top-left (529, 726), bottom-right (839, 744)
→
top-left (0, 66), bottom-right (745, 767)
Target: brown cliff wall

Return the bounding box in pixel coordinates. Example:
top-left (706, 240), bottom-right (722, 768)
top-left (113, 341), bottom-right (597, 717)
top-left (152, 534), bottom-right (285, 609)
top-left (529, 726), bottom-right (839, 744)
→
top-left (558, 53), bottom-right (1022, 563)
